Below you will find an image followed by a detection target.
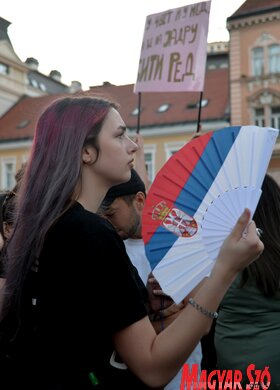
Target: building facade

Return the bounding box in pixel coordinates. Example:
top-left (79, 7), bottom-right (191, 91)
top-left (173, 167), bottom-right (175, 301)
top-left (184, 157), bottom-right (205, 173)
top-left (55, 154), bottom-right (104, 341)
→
top-left (228, 0), bottom-right (280, 180)
top-left (0, 0), bottom-right (279, 189)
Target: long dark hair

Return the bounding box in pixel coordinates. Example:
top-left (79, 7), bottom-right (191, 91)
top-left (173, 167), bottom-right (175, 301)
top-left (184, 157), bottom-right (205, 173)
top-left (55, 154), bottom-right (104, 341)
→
top-left (1, 96), bottom-right (117, 315)
top-left (241, 174), bottom-right (280, 296)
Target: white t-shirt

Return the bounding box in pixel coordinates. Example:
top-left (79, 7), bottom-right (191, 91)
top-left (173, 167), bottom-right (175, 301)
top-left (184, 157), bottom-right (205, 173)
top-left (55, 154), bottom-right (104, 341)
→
top-left (124, 238), bottom-right (152, 284)
top-left (124, 238), bottom-right (202, 390)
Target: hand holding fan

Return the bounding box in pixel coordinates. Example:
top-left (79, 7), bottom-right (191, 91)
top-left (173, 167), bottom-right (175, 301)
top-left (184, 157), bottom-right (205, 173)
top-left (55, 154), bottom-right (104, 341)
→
top-left (142, 125), bottom-right (279, 303)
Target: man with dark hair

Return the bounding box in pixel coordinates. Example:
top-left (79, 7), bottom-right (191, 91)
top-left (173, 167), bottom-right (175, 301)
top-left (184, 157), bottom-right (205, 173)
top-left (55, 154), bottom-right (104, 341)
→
top-left (100, 169), bottom-right (151, 282)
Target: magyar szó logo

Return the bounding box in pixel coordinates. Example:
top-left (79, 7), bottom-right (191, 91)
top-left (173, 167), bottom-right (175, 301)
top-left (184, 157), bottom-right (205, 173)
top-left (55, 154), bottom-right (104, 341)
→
top-left (180, 363), bottom-right (271, 389)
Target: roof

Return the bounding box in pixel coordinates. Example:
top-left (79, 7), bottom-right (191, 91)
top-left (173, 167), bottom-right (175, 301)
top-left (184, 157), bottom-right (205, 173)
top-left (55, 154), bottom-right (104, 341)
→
top-left (90, 68), bottom-right (229, 128)
top-left (0, 94), bottom-right (68, 141)
top-left (0, 67), bottom-right (229, 142)
top-left (0, 17), bottom-right (12, 46)
top-left (228, 0), bottom-right (280, 21)
top-left (27, 71), bottom-right (69, 94)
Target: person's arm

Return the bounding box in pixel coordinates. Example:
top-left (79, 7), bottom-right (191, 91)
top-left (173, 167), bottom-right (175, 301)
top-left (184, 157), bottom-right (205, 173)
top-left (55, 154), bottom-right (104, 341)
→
top-left (151, 309), bottom-right (182, 334)
top-left (113, 209), bottom-right (263, 387)
top-left (146, 272), bottom-right (184, 333)
top-left (148, 277), bottom-right (207, 334)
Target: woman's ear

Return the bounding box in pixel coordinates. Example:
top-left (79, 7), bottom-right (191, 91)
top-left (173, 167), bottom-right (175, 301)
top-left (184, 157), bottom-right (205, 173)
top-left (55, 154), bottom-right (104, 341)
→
top-left (82, 146), bottom-right (97, 165)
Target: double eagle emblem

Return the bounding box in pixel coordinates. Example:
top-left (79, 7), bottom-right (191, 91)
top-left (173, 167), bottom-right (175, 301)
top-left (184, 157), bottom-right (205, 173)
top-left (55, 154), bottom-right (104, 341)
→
top-left (152, 201), bottom-right (198, 238)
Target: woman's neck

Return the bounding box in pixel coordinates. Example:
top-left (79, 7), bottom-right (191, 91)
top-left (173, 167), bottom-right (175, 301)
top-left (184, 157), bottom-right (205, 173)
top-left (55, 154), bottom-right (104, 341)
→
top-left (77, 191), bottom-right (106, 214)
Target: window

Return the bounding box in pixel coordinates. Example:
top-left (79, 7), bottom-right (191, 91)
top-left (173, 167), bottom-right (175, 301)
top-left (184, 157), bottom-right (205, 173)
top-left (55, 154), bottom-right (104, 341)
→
top-left (40, 83), bottom-right (47, 91)
top-left (251, 43), bottom-right (280, 76)
top-left (131, 107), bottom-right (142, 116)
top-left (165, 142), bottom-right (184, 160)
top-left (16, 119), bottom-right (30, 129)
top-left (30, 79), bottom-right (39, 88)
top-left (269, 44), bottom-right (280, 74)
top-left (254, 108), bottom-right (265, 127)
top-left (252, 47), bottom-right (264, 76)
top-left (0, 62), bottom-right (9, 75)
top-left (157, 104), bottom-right (170, 113)
top-left (270, 106), bottom-right (280, 130)
top-left (1, 159), bottom-right (16, 190)
top-left (143, 145), bottom-right (156, 182)
top-left (144, 153), bottom-right (153, 183)
top-left (187, 99), bottom-right (208, 109)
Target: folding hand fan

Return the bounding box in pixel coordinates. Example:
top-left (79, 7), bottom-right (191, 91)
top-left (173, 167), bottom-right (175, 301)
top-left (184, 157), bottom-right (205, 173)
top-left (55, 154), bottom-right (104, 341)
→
top-left (142, 125), bottom-right (279, 303)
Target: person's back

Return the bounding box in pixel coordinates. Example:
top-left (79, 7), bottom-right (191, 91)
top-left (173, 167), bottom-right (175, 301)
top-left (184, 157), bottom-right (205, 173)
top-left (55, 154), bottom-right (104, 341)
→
top-left (1, 204), bottom-right (150, 389)
top-left (215, 174), bottom-right (280, 387)
top-left (215, 274), bottom-right (280, 375)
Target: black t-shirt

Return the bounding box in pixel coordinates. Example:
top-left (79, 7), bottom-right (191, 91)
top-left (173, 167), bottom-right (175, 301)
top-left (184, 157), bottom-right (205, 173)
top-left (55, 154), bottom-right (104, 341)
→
top-left (3, 202), bottom-right (150, 389)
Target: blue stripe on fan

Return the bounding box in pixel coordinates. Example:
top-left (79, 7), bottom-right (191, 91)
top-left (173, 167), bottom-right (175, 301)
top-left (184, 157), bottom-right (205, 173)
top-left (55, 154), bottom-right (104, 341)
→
top-left (145, 126), bottom-right (241, 270)
top-left (174, 126), bottom-right (241, 215)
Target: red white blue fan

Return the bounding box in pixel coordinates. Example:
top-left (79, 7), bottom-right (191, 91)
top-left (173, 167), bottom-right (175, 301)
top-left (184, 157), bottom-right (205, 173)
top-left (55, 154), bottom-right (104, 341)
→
top-left (142, 125), bottom-right (278, 303)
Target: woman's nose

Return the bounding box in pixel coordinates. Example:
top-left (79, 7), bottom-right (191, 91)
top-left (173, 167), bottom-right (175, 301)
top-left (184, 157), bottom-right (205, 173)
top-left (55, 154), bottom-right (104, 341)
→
top-left (127, 134), bottom-right (139, 152)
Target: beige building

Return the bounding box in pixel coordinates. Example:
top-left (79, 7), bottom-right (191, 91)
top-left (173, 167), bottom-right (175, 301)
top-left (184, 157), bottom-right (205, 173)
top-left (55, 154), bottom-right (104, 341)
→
top-left (0, 16), bottom-right (76, 189)
top-left (0, 0), bottom-right (280, 189)
top-left (0, 17), bottom-right (30, 117)
top-left (228, 0), bottom-right (280, 180)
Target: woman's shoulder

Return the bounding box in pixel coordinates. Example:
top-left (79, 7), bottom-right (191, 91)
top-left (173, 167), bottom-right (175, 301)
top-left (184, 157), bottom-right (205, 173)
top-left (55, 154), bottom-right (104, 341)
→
top-left (61, 202), bottom-right (113, 229)
top-left (54, 202), bottom-right (119, 243)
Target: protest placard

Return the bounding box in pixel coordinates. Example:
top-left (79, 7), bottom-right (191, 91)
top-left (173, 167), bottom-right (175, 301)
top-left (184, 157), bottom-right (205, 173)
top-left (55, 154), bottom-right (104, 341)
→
top-left (134, 1), bottom-right (211, 93)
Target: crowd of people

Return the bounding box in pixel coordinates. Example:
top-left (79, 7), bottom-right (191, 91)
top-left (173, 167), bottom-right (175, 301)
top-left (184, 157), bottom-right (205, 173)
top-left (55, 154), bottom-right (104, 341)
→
top-left (0, 95), bottom-right (277, 389)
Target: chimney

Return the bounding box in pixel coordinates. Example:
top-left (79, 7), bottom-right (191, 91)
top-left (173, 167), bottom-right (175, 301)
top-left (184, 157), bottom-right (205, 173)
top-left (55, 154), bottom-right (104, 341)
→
top-left (49, 70), bottom-right (62, 82)
top-left (25, 57), bottom-right (39, 70)
top-left (69, 80), bottom-right (82, 93)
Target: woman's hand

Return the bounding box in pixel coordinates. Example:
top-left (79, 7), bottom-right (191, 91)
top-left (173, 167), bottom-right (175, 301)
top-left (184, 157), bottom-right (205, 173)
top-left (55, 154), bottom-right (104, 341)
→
top-left (215, 208), bottom-right (264, 278)
top-left (146, 273), bottom-right (184, 334)
top-left (146, 273), bottom-right (176, 313)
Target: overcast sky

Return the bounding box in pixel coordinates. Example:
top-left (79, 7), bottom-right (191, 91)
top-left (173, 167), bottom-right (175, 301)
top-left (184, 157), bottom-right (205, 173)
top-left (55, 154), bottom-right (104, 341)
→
top-left (1, 0), bottom-right (245, 89)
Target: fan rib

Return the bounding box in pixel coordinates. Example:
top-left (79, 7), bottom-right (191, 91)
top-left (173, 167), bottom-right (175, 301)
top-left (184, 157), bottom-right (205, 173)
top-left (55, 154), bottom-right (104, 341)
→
top-left (164, 257), bottom-right (211, 287)
top-left (231, 130), bottom-right (242, 188)
top-left (211, 137), bottom-right (232, 189)
top-left (156, 249), bottom-right (207, 269)
top-left (175, 158), bottom-right (209, 193)
top-left (192, 146), bottom-right (216, 181)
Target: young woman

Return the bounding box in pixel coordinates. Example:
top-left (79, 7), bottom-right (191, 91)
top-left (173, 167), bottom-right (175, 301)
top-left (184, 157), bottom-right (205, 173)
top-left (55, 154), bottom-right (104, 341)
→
top-left (0, 96), bottom-right (263, 390)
